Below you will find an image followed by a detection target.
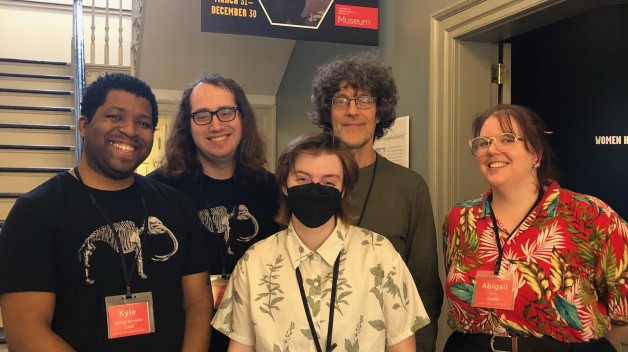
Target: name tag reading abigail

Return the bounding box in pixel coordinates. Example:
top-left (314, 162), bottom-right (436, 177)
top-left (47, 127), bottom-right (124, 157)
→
top-left (472, 270), bottom-right (516, 310)
top-left (105, 291), bottom-right (155, 339)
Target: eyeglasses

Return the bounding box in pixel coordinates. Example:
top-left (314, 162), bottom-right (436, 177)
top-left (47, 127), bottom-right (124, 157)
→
top-left (330, 96), bottom-right (377, 109)
top-left (190, 107), bottom-right (238, 125)
top-left (468, 133), bottom-right (525, 156)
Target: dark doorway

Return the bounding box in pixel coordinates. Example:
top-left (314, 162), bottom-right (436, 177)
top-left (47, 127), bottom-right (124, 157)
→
top-left (509, 5), bottom-right (628, 218)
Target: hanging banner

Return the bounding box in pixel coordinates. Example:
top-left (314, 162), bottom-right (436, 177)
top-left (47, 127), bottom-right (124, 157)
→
top-left (201, 0), bottom-right (379, 45)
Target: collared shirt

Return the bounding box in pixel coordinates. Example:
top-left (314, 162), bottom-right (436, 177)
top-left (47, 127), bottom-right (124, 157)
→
top-left (212, 220), bottom-right (430, 351)
top-left (443, 181), bottom-right (628, 342)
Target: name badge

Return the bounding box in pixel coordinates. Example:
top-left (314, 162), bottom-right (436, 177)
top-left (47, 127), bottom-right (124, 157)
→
top-left (472, 270), bottom-right (516, 310)
top-left (105, 291), bottom-right (155, 339)
top-left (210, 274), bottom-right (230, 308)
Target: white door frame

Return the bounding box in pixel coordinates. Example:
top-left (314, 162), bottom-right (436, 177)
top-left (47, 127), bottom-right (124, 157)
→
top-left (428, 0), bottom-right (563, 227)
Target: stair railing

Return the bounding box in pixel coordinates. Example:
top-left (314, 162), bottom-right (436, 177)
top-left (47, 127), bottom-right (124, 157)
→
top-left (72, 0), bottom-right (86, 161)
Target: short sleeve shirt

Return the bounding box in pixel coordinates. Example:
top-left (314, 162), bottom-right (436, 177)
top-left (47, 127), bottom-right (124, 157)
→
top-left (212, 221), bottom-right (430, 351)
top-left (443, 181), bottom-right (628, 342)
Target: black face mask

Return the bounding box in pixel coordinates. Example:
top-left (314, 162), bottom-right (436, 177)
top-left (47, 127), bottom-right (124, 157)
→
top-left (287, 183), bottom-right (341, 228)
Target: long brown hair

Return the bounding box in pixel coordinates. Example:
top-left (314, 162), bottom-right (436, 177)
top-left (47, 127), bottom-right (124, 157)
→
top-left (158, 74), bottom-right (268, 189)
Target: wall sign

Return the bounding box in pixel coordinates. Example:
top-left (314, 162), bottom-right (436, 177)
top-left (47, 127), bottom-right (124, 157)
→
top-left (201, 0), bottom-right (379, 45)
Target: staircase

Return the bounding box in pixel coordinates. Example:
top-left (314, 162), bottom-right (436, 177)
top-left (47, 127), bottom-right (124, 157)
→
top-left (0, 58), bottom-right (76, 230)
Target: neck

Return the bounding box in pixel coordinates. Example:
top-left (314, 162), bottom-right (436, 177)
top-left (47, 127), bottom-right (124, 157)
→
top-left (491, 185), bottom-right (540, 232)
top-left (351, 147), bottom-right (377, 168)
top-left (292, 216), bottom-right (336, 251)
top-left (73, 160), bottom-right (134, 190)
top-left (199, 156), bottom-right (235, 180)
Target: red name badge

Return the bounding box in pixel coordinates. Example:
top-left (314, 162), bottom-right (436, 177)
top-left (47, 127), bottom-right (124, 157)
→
top-left (105, 292), bottom-right (155, 339)
top-left (210, 275), bottom-right (230, 308)
top-left (472, 270), bottom-right (516, 310)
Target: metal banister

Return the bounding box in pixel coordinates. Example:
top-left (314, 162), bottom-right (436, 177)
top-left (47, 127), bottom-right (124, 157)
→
top-left (72, 0), bottom-right (86, 163)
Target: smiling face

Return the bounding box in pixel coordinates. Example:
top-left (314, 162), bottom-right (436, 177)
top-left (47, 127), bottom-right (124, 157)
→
top-left (477, 115), bottom-right (539, 191)
top-left (189, 82), bottom-right (242, 175)
top-left (79, 90), bottom-right (154, 181)
top-left (330, 81), bottom-right (380, 153)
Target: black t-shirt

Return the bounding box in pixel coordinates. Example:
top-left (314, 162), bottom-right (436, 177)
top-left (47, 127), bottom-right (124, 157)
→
top-left (148, 169), bottom-right (280, 352)
top-left (0, 172), bottom-right (210, 352)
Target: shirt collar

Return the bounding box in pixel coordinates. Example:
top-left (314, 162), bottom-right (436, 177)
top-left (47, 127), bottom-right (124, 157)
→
top-left (285, 220), bottom-right (347, 270)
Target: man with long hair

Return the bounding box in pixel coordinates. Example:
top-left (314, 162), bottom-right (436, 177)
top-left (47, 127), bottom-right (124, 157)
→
top-left (148, 74), bottom-right (280, 351)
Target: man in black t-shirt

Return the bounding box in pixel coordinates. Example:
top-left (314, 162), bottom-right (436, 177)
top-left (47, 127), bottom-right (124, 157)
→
top-left (0, 73), bottom-right (212, 351)
top-left (148, 74), bottom-right (280, 352)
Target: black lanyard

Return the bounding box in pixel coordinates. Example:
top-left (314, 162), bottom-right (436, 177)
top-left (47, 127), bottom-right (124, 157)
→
top-left (356, 155), bottom-right (378, 227)
top-left (74, 167), bottom-right (147, 298)
top-left (489, 192), bottom-right (543, 275)
top-left (199, 179), bottom-right (240, 277)
top-left (295, 253), bottom-right (340, 352)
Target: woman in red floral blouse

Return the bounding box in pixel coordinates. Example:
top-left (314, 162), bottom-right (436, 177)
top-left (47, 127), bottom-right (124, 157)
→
top-left (443, 104), bottom-right (627, 352)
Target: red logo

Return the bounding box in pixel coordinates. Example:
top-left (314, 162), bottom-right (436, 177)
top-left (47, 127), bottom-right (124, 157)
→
top-left (335, 5), bottom-right (378, 30)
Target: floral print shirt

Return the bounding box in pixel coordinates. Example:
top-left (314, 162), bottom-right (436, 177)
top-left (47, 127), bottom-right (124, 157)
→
top-left (443, 181), bottom-right (628, 342)
top-left (212, 220), bottom-right (430, 351)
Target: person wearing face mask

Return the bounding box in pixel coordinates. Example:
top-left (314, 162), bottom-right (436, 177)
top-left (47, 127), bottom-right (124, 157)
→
top-left (212, 132), bottom-right (430, 352)
top-left (442, 104), bottom-right (627, 352)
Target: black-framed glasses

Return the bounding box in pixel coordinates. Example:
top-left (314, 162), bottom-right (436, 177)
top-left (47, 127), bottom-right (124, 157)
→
top-left (468, 133), bottom-right (525, 156)
top-left (190, 107), bottom-right (238, 125)
top-left (330, 96), bottom-right (377, 109)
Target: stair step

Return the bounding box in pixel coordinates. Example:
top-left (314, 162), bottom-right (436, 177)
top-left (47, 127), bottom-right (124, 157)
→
top-left (0, 149), bottom-right (76, 168)
top-left (0, 129), bottom-right (75, 145)
top-left (0, 59), bottom-right (72, 76)
top-left (0, 109), bottom-right (75, 126)
top-left (0, 123), bottom-right (73, 131)
top-left (0, 167), bottom-right (69, 173)
top-left (0, 73), bottom-right (72, 81)
top-left (0, 91), bottom-right (73, 106)
top-left (0, 58), bottom-right (68, 66)
top-left (0, 105), bottom-right (72, 112)
top-left (0, 144), bottom-right (74, 151)
top-left (0, 88), bottom-right (72, 96)
top-left (0, 193), bottom-right (21, 199)
top-left (0, 172), bottom-right (59, 193)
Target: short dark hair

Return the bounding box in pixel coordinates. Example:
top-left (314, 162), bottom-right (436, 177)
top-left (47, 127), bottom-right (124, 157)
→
top-left (275, 132), bottom-right (358, 227)
top-left (472, 104), bottom-right (558, 189)
top-left (310, 51), bottom-right (398, 140)
top-left (158, 74), bottom-right (268, 190)
top-left (80, 73), bottom-right (158, 128)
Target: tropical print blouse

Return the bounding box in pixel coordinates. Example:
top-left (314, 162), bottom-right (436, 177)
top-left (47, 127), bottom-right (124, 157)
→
top-left (212, 221), bottom-right (430, 351)
top-left (443, 181), bottom-right (628, 342)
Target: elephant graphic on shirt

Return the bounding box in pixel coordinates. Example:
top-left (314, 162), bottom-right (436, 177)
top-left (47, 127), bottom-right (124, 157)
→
top-left (198, 204), bottom-right (259, 255)
top-left (78, 216), bottom-right (178, 284)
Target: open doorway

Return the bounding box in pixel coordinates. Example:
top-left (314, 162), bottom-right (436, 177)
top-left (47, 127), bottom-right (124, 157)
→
top-left (429, 0), bottom-right (627, 350)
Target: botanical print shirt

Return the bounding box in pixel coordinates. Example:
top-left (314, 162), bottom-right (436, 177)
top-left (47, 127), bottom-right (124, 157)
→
top-left (443, 181), bottom-right (628, 342)
top-left (212, 220), bottom-right (430, 351)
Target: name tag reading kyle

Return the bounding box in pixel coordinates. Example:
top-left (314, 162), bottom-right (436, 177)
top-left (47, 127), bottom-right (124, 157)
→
top-left (105, 291), bottom-right (155, 339)
top-left (472, 270), bottom-right (516, 310)
top-left (210, 274), bottom-right (230, 308)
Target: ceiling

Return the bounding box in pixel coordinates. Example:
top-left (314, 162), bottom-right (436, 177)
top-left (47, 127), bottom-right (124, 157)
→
top-left (137, 0), bottom-right (296, 99)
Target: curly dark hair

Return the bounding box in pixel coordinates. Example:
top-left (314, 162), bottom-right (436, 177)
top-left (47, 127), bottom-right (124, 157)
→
top-left (310, 51), bottom-right (398, 140)
top-left (80, 73), bottom-right (158, 128)
top-left (275, 132), bottom-right (358, 227)
top-left (158, 74), bottom-right (268, 190)
top-left (472, 104), bottom-right (559, 190)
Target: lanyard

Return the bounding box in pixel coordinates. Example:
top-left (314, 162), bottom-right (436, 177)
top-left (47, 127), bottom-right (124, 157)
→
top-left (489, 192), bottom-right (543, 275)
top-left (199, 179), bottom-right (240, 277)
top-left (74, 167), bottom-right (147, 298)
top-left (356, 155), bottom-right (378, 227)
top-left (295, 253), bottom-right (340, 352)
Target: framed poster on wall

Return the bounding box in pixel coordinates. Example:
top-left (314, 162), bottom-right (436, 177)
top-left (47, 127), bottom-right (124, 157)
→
top-left (201, 0), bottom-right (379, 45)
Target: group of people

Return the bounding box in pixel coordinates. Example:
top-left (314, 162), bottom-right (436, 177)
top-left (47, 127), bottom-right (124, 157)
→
top-left (0, 51), bottom-right (625, 352)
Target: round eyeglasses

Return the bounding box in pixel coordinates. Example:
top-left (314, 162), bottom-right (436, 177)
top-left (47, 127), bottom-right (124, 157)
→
top-left (190, 107), bottom-right (238, 125)
top-left (468, 133), bottom-right (525, 156)
top-left (330, 96), bottom-right (377, 109)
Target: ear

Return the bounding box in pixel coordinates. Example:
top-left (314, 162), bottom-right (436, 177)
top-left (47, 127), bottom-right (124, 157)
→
top-left (78, 116), bottom-right (89, 138)
top-left (281, 186), bottom-right (288, 197)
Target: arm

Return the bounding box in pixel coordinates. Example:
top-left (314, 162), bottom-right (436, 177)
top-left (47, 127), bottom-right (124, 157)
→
top-left (181, 272), bottom-right (214, 352)
top-left (606, 324), bottom-right (628, 352)
top-left (408, 181), bottom-right (443, 352)
top-left (387, 335), bottom-right (416, 352)
top-left (228, 339), bottom-right (256, 352)
top-left (0, 292), bottom-right (75, 351)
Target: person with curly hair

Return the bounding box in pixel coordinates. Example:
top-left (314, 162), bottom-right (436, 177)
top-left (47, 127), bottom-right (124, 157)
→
top-left (148, 74), bottom-right (280, 352)
top-left (310, 52), bottom-right (443, 352)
